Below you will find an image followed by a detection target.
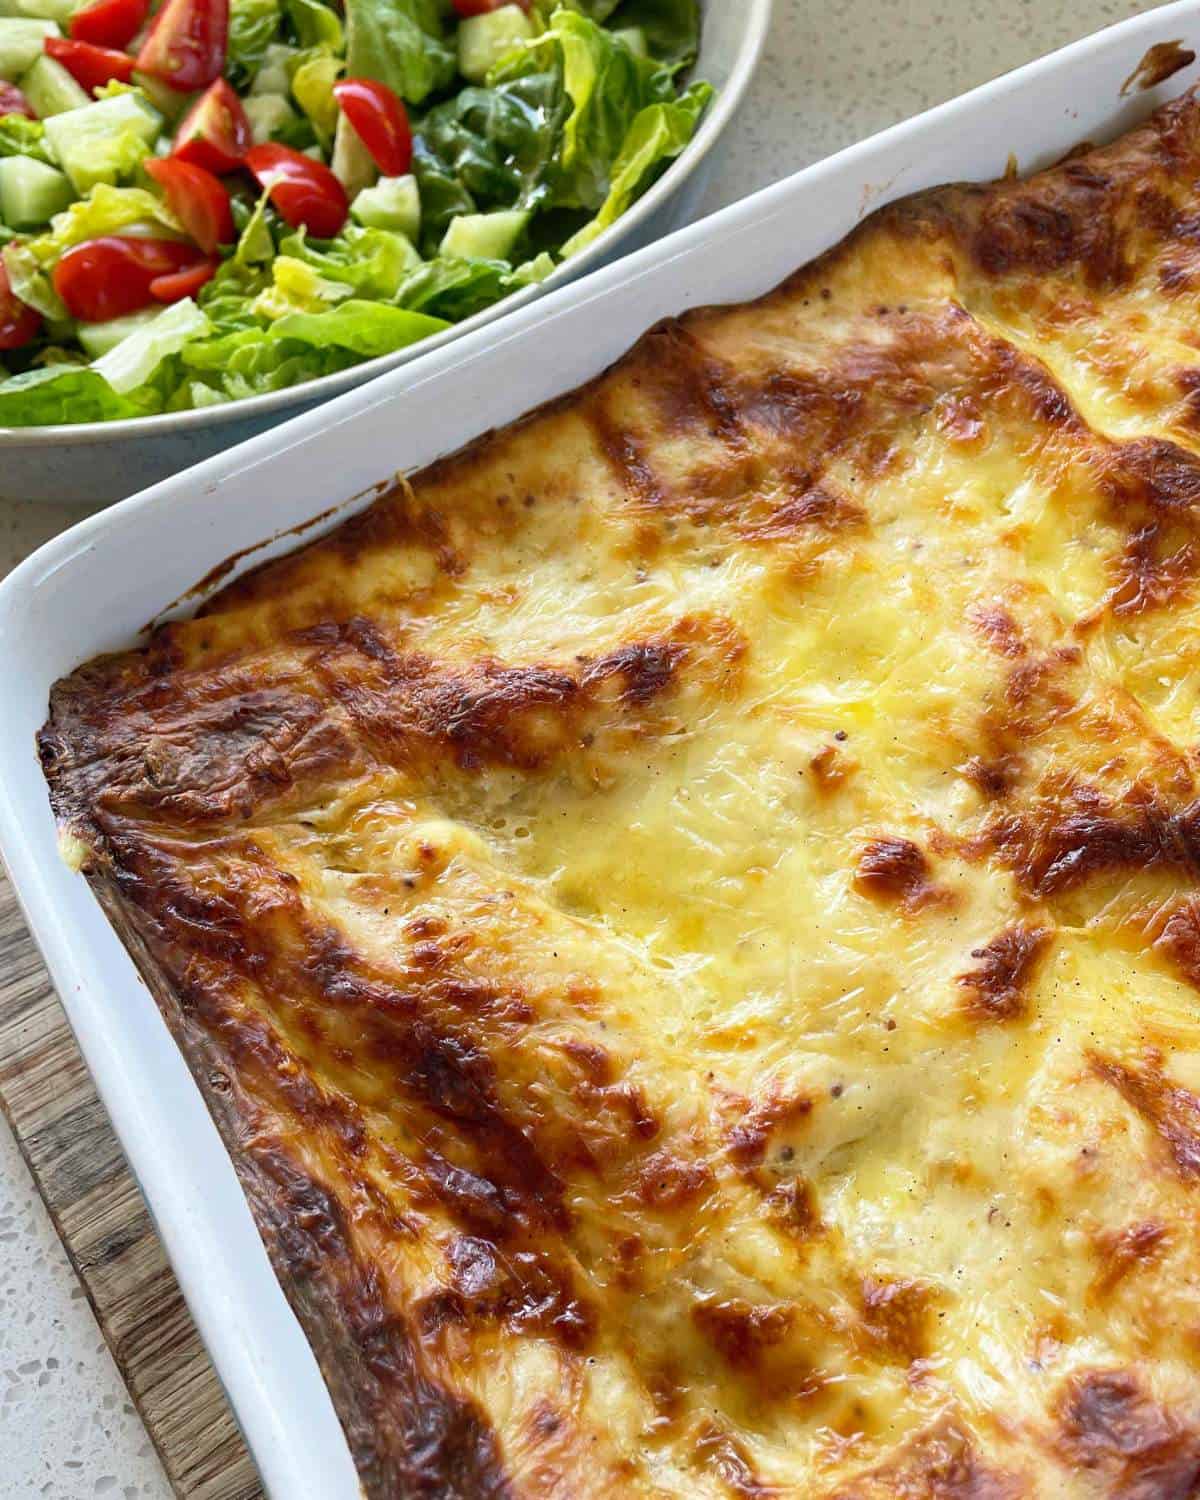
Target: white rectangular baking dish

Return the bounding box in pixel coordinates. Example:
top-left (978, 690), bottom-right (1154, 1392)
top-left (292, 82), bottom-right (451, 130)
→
top-left (1, 6), bottom-right (1197, 1493)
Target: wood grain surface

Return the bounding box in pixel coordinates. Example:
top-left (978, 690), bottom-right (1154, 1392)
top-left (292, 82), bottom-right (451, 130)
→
top-left (0, 862), bottom-right (262, 1499)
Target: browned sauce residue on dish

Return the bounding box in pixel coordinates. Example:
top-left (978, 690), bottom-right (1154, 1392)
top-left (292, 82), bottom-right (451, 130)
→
top-left (1121, 39), bottom-right (1196, 96)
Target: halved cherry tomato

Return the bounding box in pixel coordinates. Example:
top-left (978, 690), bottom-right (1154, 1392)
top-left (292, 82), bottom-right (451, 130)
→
top-left (244, 143), bottom-right (347, 238)
top-left (0, 261), bottom-right (41, 350)
top-left (45, 35), bottom-right (136, 93)
top-left (136, 0), bottom-right (227, 91)
top-left (0, 82), bottom-right (36, 119)
top-left (451, 0), bottom-right (529, 14)
top-left (70, 0), bottom-right (152, 50)
top-left (52, 237), bottom-right (201, 321)
top-left (144, 156), bottom-right (232, 254)
top-left (332, 78), bottom-right (412, 177)
top-left (172, 78), bottom-right (249, 173)
top-left (150, 257), bottom-right (217, 301)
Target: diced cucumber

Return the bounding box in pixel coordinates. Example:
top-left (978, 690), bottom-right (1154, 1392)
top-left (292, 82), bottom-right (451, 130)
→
top-left (76, 305), bottom-right (162, 357)
top-left (243, 92), bottom-right (295, 145)
top-left (0, 0), bottom-right (75, 27)
top-left (250, 41), bottom-right (296, 96)
top-left (19, 52), bottom-right (88, 116)
top-left (0, 18), bottom-right (57, 82)
top-left (0, 154), bottom-right (71, 226)
top-left (610, 26), bottom-right (647, 57)
top-left (330, 111), bottom-right (375, 201)
top-left (43, 89), bottom-right (161, 190)
top-left (131, 69), bottom-right (194, 123)
top-left (351, 172), bottom-right (419, 240)
top-left (440, 208), bottom-right (528, 262)
top-left (457, 4), bottom-right (533, 83)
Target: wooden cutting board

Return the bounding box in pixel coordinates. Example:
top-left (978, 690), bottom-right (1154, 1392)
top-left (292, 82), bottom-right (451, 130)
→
top-left (0, 863), bottom-right (262, 1500)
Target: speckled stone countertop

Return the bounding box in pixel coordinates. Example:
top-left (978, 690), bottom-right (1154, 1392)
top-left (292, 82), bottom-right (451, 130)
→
top-left (0, 0), bottom-right (1174, 1492)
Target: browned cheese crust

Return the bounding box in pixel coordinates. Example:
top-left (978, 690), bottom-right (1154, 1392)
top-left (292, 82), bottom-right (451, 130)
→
top-left (40, 88), bottom-right (1200, 1498)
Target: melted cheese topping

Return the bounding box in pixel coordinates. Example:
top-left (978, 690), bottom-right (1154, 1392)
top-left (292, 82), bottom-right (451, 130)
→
top-left (42, 89), bottom-right (1200, 1498)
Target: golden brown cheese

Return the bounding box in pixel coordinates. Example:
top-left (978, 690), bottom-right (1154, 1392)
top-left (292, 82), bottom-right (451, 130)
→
top-left (40, 88), bottom-right (1200, 1498)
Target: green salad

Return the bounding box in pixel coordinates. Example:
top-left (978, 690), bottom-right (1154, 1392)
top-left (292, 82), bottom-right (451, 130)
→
top-left (0, 0), bottom-right (711, 425)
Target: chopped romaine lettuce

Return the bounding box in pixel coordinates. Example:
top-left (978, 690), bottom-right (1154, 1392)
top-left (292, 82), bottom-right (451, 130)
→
top-left (561, 77), bottom-right (710, 255)
top-left (91, 296), bottom-right (210, 394)
top-left (0, 364), bottom-right (150, 424)
top-left (1, 239), bottom-right (66, 318)
top-left (198, 255), bottom-right (272, 330)
top-left (343, 0), bottom-right (454, 105)
top-left (413, 69), bottom-right (566, 253)
top-left (607, 0), bottom-right (699, 66)
top-left (227, 0), bottom-right (282, 89)
top-left (533, 0), bottom-right (621, 22)
top-left (536, 0), bottom-right (698, 64)
top-left (289, 49), bottom-right (341, 146)
top-left (268, 299), bottom-right (447, 355)
top-left (283, 0), bottom-right (342, 53)
top-left (279, 223), bottom-right (420, 297)
top-left (23, 184), bottom-right (182, 265)
top-left (0, 115), bottom-right (54, 166)
top-left (229, 187), bottom-right (280, 267)
top-left (179, 327), bottom-right (356, 399)
top-left (397, 251), bottom-right (547, 322)
top-left (251, 252), bottom-right (354, 318)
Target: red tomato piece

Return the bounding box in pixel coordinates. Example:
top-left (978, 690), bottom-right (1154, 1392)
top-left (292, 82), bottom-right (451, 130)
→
top-left (52, 236), bottom-right (200, 321)
top-left (0, 261), bottom-right (41, 350)
top-left (144, 155), bottom-right (232, 254)
top-left (135, 0), bottom-right (227, 91)
top-left (332, 77), bottom-right (412, 177)
top-left (244, 144), bottom-right (348, 238)
top-left (69, 0), bottom-right (152, 50)
top-left (0, 82), bottom-right (36, 119)
top-left (45, 35), bottom-right (136, 93)
top-left (149, 257), bottom-right (216, 301)
top-left (172, 78), bottom-right (250, 173)
top-left (451, 0), bottom-right (529, 14)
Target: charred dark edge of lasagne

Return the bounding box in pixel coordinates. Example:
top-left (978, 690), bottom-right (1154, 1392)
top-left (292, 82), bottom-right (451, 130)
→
top-left (81, 866), bottom-right (515, 1500)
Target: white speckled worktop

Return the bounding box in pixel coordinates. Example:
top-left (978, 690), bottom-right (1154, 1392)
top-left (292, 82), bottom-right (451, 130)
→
top-left (0, 0), bottom-right (1175, 1492)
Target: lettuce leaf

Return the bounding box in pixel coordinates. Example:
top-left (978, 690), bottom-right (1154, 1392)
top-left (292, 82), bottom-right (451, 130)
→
top-left (535, 0), bottom-right (698, 65)
top-left (198, 257), bottom-right (271, 331)
top-left (284, 0), bottom-right (342, 52)
top-left (1, 243), bottom-right (67, 321)
top-left (289, 50), bottom-right (342, 145)
top-left (0, 364), bottom-right (150, 425)
top-left (412, 68), bottom-right (566, 253)
top-left (268, 299), bottom-right (447, 355)
top-left (24, 185), bottom-right (183, 264)
top-left (91, 297), bottom-right (210, 394)
top-left (489, 8), bottom-right (674, 211)
top-left (561, 78), bottom-right (710, 255)
top-left (531, 0), bottom-right (620, 20)
top-left (179, 327), bottom-right (356, 399)
top-left (227, 0), bottom-right (282, 88)
top-left (278, 224), bottom-right (421, 298)
top-left (344, 0), bottom-right (453, 105)
top-left (397, 252), bottom-right (548, 321)
top-left (251, 253), bottom-right (353, 318)
top-left (609, 0), bottom-right (699, 66)
top-left (0, 116), bottom-right (55, 166)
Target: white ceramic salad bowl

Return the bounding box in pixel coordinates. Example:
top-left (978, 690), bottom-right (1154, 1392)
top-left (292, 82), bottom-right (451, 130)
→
top-left (0, 0), bottom-right (769, 505)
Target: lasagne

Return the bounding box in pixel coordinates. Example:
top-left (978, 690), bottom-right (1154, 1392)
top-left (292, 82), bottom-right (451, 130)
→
top-left (40, 86), bottom-right (1200, 1498)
